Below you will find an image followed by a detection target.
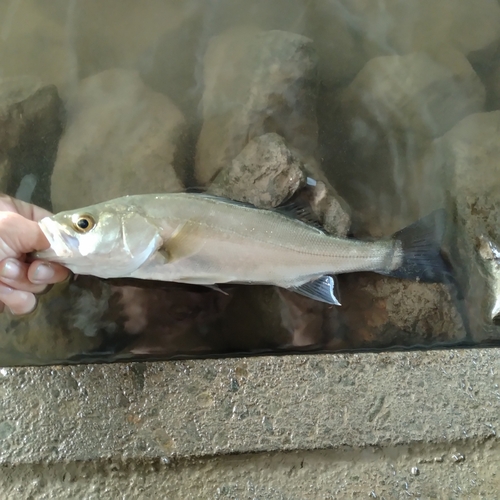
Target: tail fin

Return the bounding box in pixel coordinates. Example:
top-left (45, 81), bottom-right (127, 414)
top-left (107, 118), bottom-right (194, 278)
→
top-left (385, 209), bottom-right (453, 284)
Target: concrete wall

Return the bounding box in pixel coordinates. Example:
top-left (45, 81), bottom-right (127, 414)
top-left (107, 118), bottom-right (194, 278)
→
top-left (0, 349), bottom-right (498, 498)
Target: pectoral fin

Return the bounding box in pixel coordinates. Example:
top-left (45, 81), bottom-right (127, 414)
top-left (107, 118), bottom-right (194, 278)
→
top-left (288, 275), bottom-right (341, 305)
top-left (163, 220), bottom-right (205, 263)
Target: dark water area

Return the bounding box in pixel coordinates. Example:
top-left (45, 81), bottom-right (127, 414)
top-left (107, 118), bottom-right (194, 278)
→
top-left (1, 0), bottom-right (500, 366)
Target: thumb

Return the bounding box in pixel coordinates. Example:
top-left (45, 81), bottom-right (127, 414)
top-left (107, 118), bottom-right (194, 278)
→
top-left (0, 212), bottom-right (50, 257)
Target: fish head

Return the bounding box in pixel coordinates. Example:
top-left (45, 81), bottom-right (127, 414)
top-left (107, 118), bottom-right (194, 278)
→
top-left (34, 202), bottom-right (163, 278)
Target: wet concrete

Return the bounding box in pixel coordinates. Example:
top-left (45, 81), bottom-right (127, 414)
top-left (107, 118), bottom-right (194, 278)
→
top-left (1, 439), bottom-right (498, 499)
top-left (0, 349), bottom-right (498, 492)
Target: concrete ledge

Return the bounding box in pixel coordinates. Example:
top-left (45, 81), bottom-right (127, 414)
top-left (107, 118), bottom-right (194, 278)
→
top-left (0, 349), bottom-right (498, 465)
top-left (1, 442), bottom-right (497, 499)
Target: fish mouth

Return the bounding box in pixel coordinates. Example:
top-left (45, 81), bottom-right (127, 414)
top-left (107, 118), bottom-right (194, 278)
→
top-left (33, 217), bottom-right (79, 263)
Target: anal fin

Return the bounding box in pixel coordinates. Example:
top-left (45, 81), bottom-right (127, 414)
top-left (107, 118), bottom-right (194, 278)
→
top-left (288, 275), bottom-right (341, 305)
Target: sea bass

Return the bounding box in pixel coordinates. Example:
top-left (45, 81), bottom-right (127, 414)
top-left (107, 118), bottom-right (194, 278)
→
top-left (33, 193), bottom-right (450, 305)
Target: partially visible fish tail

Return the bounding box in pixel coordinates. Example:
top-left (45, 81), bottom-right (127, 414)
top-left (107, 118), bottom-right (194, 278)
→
top-left (384, 209), bottom-right (454, 284)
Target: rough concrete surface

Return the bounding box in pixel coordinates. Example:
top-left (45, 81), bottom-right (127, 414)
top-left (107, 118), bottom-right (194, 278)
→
top-left (0, 351), bottom-right (498, 497)
top-left (1, 349), bottom-right (500, 498)
top-left (1, 440), bottom-right (499, 499)
top-left (0, 350), bottom-right (498, 467)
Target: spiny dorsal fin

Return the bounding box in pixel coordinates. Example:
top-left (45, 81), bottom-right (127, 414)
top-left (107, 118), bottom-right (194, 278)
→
top-left (186, 190), bottom-right (326, 231)
top-left (275, 200), bottom-right (325, 231)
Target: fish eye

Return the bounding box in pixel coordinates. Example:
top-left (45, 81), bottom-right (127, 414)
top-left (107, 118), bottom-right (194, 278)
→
top-left (72, 214), bottom-right (96, 233)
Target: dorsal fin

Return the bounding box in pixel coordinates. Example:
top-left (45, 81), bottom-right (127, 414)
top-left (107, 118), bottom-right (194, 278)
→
top-left (192, 192), bottom-right (261, 210)
top-left (185, 186), bottom-right (206, 194)
top-left (275, 199), bottom-right (325, 231)
top-left (185, 190), bottom-right (326, 231)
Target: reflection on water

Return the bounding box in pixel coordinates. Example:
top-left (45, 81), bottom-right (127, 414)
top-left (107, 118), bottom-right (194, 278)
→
top-left (1, 0), bottom-right (500, 365)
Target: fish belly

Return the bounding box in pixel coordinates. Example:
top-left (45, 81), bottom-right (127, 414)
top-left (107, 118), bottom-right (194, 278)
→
top-left (129, 228), bottom-right (391, 287)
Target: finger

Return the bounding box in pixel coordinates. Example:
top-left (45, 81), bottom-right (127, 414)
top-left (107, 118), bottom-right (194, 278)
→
top-left (0, 258), bottom-right (47, 293)
top-left (0, 195), bottom-right (52, 221)
top-left (28, 261), bottom-right (70, 285)
top-left (0, 284), bottom-right (36, 315)
top-left (0, 212), bottom-right (50, 255)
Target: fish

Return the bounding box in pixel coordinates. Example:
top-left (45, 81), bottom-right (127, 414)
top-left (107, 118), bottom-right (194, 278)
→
top-left (477, 235), bottom-right (500, 324)
top-left (32, 193), bottom-right (451, 305)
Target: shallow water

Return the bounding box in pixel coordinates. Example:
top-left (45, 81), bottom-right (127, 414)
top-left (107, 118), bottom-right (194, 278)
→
top-left (0, 0), bottom-right (500, 365)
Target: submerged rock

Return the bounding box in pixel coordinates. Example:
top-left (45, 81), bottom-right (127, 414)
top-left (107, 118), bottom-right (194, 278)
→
top-left (304, 0), bottom-right (375, 85)
top-left (137, 8), bottom-right (206, 123)
top-left (0, 77), bottom-right (64, 210)
top-left (208, 133), bottom-right (306, 209)
top-left (207, 286), bottom-right (293, 352)
top-left (329, 274), bottom-right (467, 348)
top-left (300, 173), bottom-right (351, 237)
top-left (343, 50), bottom-right (485, 140)
top-left (333, 49), bottom-right (485, 235)
top-left (425, 111), bottom-right (500, 341)
top-left (139, 1), bottom-right (309, 121)
top-left (107, 283), bottom-right (232, 358)
top-left (0, 1), bottom-right (71, 92)
top-left (51, 69), bottom-right (185, 212)
top-left (69, 0), bottom-right (187, 82)
top-left (277, 288), bottom-right (327, 348)
top-left (307, 0), bottom-right (500, 85)
top-left (0, 277), bottom-right (107, 366)
top-left (195, 27), bottom-right (319, 185)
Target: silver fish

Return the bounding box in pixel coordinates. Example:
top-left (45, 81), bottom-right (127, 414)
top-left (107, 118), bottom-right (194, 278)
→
top-left (477, 235), bottom-right (500, 323)
top-left (33, 193), bottom-right (449, 305)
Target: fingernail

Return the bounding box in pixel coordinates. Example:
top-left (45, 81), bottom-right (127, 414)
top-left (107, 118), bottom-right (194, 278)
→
top-left (0, 259), bottom-right (21, 280)
top-left (31, 263), bottom-right (55, 283)
top-left (0, 284), bottom-right (14, 294)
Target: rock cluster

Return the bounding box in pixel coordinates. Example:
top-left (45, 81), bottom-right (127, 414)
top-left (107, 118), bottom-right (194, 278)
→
top-left (3, 0), bottom-right (500, 361)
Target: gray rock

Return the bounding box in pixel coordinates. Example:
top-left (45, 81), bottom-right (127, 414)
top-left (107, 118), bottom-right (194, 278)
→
top-left (334, 49), bottom-right (485, 235)
top-left (196, 27), bottom-right (350, 237)
top-left (0, 77), bottom-right (64, 210)
top-left (66, 0), bottom-right (188, 84)
top-left (329, 274), bottom-right (467, 348)
top-left (300, 172), bottom-right (351, 237)
top-left (51, 69), bottom-right (185, 211)
top-left (107, 283), bottom-right (232, 357)
top-left (195, 27), bottom-right (319, 185)
top-left (307, 0), bottom-right (500, 86)
top-left (0, 1), bottom-right (71, 92)
top-left (426, 111), bottom-right (500, 340)
top-left (138, 8), bottom-right (205, 123)
top-left (304, 0), bottom-right (375, 85)
top-left (482, 61), bottom-right (500, 110)
top-left (277, 288), bottom-right (327, 347)
top-left (342, 50), bottom-right (485, 140)
top-left (0, 277), bottom-right (107, 365)
top-left (208, 133), bottom-right (306, 209)
top-left (138, 1), bottom-right (309, 120)
top-left (208, 132), bottom-right (351, 236)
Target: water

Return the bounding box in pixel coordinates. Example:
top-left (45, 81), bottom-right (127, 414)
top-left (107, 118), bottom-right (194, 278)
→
top-left (0, 0), bottom-right (499, 365)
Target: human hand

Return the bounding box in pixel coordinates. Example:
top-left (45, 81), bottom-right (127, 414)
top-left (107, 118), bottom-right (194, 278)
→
top-left (0, 195), bottom-right (69, 314)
